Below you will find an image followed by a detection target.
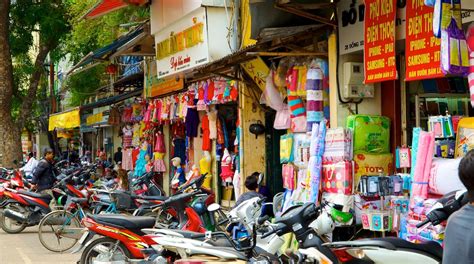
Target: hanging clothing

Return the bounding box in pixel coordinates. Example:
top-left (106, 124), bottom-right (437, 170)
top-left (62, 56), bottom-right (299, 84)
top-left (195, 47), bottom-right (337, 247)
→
top-left (154, 132), bottom-right (166, 153)
top-left (122, 126), bottom-right (133, 148)
top-left (207, 80), bottom-right (215, 103)
top-left (208, 110), bottom-right (217, 140)
top-left (220, 150), bottom-right (234, 183)
top-left (122, 148), bottom-right (133, 171)
top-left (201, 114), bottom-right (211, 151)
top-left (132, 148), bottom-right (140, 170)
top-left (145, 162), bottom-right (154, 173)
top-left (108, 107), bottom-right (120, 125)
top-left (185, 108), bottom-right (200, 138)
top-left (122, 106), bottom-right (133, 123)
top-left (153, 157), bottom-right (166, 172)
top-left (132, 124), bottom-right (141, 147)
top-left (200, 156), bottom-right (212, 189)
top-left (133, 149), bottom-right (147, 177)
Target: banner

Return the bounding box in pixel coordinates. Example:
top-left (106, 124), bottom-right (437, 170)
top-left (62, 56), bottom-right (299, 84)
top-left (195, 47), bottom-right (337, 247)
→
top-left (405, 0), bottom-right (443, 81)
top-left (364, 0), bottom-right (397, 83)
top-left (48, 109), bottom-right (81, 131)
top-left (240, 56), bottom-right (270, 92)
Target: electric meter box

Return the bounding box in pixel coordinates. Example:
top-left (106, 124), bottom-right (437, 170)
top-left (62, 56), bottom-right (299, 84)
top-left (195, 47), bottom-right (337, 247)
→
top-left (343, 62), bottom-right (374, 98)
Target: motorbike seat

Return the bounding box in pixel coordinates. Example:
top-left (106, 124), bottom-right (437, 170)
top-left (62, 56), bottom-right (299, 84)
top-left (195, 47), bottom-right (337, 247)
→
top-left (136, 195), bottom-right (167, 201)
top-left (17, 190), bottom-right (52, 200)
top-left (88, 214), bottom-right (155, 231)
top-left (374, 237), bottom-right (443, 260)
top-left (70, 197), bottom-right (88, 204)
top-left (162, 229), bottom-right (234, 247)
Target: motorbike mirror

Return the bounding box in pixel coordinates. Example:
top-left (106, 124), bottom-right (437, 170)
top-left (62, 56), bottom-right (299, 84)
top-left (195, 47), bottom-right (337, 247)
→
top-left (208, 203), bottom-right (221, 212)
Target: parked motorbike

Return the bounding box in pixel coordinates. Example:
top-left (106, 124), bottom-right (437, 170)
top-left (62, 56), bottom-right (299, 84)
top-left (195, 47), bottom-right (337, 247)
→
top-left (0, 165), bottom-right (92, 233)
top-left (76, 189), bottom-right (208, 264)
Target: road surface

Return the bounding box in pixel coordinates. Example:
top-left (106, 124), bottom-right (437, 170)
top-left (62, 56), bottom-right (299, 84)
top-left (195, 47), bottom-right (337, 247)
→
top-left (0, 227), bottom-right (79, 264)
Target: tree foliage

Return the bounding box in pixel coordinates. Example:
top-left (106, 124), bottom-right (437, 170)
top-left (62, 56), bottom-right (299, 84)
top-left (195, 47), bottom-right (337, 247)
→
top-left (62, 0), bottom-right (148, 106)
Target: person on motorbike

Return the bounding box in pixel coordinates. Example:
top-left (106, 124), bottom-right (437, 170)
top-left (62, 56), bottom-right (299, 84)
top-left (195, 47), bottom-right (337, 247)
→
top-left (21, 152), bottom-right (38, 179)
top-left (30, 148), bottom-right (57, 198)
top-left (443, 149), bottom-right (474, 264)
top-left (233, 172), bottom-right (263, 208)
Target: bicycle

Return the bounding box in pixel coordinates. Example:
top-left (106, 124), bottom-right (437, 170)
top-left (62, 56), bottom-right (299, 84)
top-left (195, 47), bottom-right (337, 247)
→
top-left (37, 190), bottom-right (119, 253)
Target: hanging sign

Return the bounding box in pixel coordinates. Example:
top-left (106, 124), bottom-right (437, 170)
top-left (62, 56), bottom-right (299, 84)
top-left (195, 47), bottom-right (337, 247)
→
top-left (240, 57), bottom-right (270, 92)
top-left (154, 7), bottom-right (209, 79)
top-left (364, 0), bottom-right (397, 83)
top-left (144, 59), bottom-right (184, 98)
top-left (338, 0), bottom-right (406, 55)
top-left (405, 0), bottom-right (443, 81)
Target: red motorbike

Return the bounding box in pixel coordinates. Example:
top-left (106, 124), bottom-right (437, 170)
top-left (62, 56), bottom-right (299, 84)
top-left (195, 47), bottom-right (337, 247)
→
top-left (77, 190), bottom-right (206, 264)
top-left (0, 168), bottom-right (90, 233)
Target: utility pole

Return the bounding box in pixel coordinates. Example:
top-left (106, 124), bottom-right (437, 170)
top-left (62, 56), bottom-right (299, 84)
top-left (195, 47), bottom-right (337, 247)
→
top-left (49, 62), bottom-right (56, 113)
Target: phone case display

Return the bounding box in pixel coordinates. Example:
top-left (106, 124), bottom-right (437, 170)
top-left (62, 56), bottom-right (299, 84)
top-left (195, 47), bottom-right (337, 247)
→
top-left (434, 139), bottom-right (455, 158)
top-left (429, 158), bottom-right (465, 195)
top-left (323, 128), bottom-right (353, 162)
top-left (427, 115), bottom-right (454, 138)
top-left (322, 161), bottom-right (353, 195)
top-left (353, 153), bottom-right (393, 186)
top-left (455, 117), bottom-right (474, 157)
top-left (400, 198), bottom-right (445, 244)
top-left (346, 115), bottom-right (391, 154)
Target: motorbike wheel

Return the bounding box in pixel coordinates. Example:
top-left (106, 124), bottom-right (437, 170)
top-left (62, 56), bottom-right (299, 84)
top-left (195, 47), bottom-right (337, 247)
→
top-left (0, 204), bottom-right (27, 234)
top-left (79, 237), bottom-right (132, 264)
top-left (38, 210), bottom-right (80, 252)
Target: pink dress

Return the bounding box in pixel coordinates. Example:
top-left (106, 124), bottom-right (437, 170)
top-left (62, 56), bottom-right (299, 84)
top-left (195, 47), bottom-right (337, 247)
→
top-left (220, 151), bottom-right (234, 182)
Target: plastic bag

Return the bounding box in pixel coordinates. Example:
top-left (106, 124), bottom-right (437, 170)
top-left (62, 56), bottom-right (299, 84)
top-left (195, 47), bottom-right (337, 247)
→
top-left (467, 23), bottom-right (474, 107)
top-left (274, 106), bottom-right (291, 130)
top-left (274, 58), bottom-right (289, 89)
top-left (280, 134), bottom-right (294, 163)
top-left (264, 70), bottom-right (285, 111)
top-left (282, 164), bottom-right (296, 190)
top-left (441, 17), bottom-right (469, 76)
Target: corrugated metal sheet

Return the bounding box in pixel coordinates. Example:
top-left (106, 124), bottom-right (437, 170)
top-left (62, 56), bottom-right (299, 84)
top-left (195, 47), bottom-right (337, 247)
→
top-left (83, 0), bottom-right (128, 20)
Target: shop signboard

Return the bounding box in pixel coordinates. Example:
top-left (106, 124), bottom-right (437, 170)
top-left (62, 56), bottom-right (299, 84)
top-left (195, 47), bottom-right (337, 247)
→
top-left (405, 0), bottom-right (443, 81)
top-left (364, 0), bottom-right (397, 83)
top-left (48, 108), bottom-right (81, 131)
top-left (86, 106), bottom-right (110, 126)
top-left (154, 7), bottom-right (209, 79)
top-left (240, 56), bottom-right (270, 92)
top-left (338, 0), bottom-right (406, 55)
top-left (144, 59), bottom-right (184, 98)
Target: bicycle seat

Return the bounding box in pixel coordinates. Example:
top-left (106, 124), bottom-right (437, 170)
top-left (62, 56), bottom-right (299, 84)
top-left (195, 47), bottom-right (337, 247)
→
top-left (71, 197), bottom-right (88, 204)
top-left (17, 190), bottom-right (52, 200)
top-left (88, 214), bottom-right (155, 232)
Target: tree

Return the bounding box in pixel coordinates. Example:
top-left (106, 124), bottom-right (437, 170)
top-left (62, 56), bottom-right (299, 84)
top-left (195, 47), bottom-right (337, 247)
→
top-left (0, 0), bottom-right (70, 166)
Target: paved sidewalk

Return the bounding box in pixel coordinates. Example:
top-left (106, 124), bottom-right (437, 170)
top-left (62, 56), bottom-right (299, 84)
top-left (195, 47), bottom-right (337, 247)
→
top-left (0, 227), bottom-right (79, 264)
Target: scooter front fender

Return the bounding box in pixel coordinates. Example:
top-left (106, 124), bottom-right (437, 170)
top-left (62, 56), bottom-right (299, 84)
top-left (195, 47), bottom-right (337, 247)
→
top-left (71, 231), bottom-right (96, 254)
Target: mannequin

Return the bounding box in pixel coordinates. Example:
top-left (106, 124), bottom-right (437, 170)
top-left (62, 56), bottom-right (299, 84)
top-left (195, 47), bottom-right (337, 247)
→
top-left (145, 154), bottom-right (154, 173)
top-left (186, 164), bottom-right (200, 183)
top-left (208, 108), bottom-right (218, 140)
top-left (220, 148), bottom-right (234, 202)
top-left (171, 157), bottom-right (185, 190)
top-left (200, 151), bottom-right (212, 189)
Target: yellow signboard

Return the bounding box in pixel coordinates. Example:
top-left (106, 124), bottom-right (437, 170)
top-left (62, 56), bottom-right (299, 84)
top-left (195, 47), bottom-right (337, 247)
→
top-left (48, 109), bottom-right (81, 131)
top-left (86, 112), bottom-right (104, 126)
top-left (240, 56), bottom-right (270, 92)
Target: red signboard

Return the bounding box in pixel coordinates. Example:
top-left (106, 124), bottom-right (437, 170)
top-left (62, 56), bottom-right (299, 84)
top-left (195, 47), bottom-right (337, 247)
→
top-left (405, 0), bottom-right (443, 81)
top-left (364, 0), bottom-right (397, 83)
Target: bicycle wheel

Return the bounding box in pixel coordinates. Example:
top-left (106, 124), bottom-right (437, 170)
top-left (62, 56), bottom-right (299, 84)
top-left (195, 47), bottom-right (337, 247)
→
top-left (38, 210), bottom-right (81, 252)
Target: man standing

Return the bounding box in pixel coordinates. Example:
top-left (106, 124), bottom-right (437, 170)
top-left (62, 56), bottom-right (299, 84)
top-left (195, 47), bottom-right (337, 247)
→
top-left (114, 147), bottom-right (122, 165)
top-left (31, 148), bottom-right (57, 195)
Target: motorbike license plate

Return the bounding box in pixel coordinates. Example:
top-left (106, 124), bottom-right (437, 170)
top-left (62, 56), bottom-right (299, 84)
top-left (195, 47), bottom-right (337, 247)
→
top-left (78, 231), bottom-right (89, 244)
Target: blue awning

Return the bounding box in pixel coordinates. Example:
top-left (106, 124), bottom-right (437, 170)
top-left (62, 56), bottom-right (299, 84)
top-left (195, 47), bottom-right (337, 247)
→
top-left (69, 24), bottom-right (145, 74)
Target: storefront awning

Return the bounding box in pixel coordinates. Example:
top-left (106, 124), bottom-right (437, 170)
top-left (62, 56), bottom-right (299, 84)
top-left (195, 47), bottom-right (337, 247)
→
top-left (68, 23), bottom-right (146, 75)
top-left (82, 0), bottom-right (128, 20)
top-left (80, 88), bottom-right (142, 111)
top-left (48, 108), bottom-right (81, 131)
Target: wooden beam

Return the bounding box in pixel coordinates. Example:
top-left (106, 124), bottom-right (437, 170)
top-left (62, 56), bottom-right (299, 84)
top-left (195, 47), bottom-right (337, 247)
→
top-left (275, 4), bottom-right (337, 27)
top-left (284, 2), bottom-right (335, 10)
top-left (246, 51), bottom-right (327, 57)
top-left (328, 32), bottom-right (338, 128)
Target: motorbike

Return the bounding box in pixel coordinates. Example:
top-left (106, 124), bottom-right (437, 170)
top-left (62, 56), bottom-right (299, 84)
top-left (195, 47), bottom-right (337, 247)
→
top-left (76, 189), bottom-right (209, 264)
top-left (0, 165), bottom-right (92, 233)
top-left (324, 189), bottom-right (469, 264)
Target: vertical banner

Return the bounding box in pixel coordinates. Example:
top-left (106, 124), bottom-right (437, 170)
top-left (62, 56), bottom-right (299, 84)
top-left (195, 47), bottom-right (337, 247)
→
top-left (405, 0), bottom-right (443, 81)
top-left (364, 0), bottom-right (397, 83)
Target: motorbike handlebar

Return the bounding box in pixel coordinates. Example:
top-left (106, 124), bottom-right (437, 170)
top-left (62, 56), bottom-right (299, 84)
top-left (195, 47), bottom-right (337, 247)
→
top-left (416, 218), bottom-right (430, 228)
top-left (261, 223), bottom-right (285, 239)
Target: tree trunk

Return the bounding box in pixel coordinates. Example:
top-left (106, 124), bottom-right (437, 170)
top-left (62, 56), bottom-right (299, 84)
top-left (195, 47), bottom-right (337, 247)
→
top-left (0, 1), bottom-right (21, 167)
